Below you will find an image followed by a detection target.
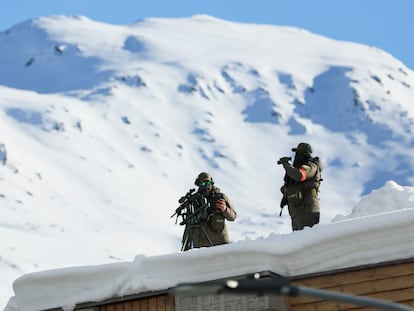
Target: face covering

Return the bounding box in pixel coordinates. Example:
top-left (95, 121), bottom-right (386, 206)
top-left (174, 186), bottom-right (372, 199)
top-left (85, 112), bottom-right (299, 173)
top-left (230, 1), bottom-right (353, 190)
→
top-left (198, 184), bottom-right (212, 196)
top-left (293, 152), bottom-right (310, 167)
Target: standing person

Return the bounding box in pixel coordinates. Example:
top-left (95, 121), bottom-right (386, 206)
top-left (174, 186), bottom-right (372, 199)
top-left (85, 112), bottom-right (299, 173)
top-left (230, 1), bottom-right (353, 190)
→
top-left (278, 143), bottom-right (322, 231)
top-left (179, 172), bottom-right (236, 251)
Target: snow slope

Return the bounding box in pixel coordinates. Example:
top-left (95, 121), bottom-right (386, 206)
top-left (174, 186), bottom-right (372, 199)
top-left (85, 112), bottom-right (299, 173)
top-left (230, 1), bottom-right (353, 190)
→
top-left (1, 15), bottom-right (414, 309)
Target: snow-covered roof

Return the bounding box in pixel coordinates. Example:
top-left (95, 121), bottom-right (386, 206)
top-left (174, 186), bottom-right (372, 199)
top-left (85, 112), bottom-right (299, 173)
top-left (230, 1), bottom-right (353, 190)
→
top-left (6, 182), bottom-right (414, 311)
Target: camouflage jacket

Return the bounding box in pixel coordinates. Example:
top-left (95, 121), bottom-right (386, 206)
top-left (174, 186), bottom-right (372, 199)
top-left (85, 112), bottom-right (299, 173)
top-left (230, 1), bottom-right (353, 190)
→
top-left (182, 187), bottom-right (236, 250)
top-left (282, 157), bottom-right (322, 216)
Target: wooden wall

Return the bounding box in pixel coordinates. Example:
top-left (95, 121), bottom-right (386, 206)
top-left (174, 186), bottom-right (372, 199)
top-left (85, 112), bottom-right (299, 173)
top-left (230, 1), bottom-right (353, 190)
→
top-left (99, 294), bottom-right (174, 311)
top-left (285, 260), bottom-right (414, 311)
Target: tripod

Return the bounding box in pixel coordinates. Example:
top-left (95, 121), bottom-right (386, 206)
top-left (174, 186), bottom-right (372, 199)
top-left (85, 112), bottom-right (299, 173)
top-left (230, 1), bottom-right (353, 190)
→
top-left (181, 222), bottom-right (214, 251)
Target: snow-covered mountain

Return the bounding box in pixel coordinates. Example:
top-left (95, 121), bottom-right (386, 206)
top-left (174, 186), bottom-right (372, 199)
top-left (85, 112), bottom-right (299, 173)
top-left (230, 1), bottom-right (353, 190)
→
top-left (1, 14), bottom-right (414, 309)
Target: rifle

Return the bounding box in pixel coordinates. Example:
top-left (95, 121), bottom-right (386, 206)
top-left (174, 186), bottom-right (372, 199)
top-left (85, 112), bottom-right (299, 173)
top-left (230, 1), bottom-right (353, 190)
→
top-left (171, 188), bottom-right (212, 226)
top-left (279, 194), bottom-right (288, 216)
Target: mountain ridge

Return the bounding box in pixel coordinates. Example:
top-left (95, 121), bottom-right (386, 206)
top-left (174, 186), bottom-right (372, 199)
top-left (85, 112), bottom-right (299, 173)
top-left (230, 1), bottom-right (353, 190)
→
top-left (1, 14), bottom-right (413, 231)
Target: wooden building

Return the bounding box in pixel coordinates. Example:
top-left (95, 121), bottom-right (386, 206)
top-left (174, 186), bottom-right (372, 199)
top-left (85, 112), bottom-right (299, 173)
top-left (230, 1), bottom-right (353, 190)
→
top-left (52, 258), bottom-right (414, 311)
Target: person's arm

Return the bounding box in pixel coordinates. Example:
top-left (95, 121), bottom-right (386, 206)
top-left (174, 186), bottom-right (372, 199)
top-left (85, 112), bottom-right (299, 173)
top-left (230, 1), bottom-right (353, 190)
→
top-left (283, 161), bottom-right (317, 182)
top-left (216, 194), bottom-right (236, 221)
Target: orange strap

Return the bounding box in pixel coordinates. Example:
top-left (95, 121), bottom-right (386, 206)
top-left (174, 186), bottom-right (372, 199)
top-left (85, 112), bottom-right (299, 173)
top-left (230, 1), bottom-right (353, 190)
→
top-left (299, 167), bottom-right (306, 181)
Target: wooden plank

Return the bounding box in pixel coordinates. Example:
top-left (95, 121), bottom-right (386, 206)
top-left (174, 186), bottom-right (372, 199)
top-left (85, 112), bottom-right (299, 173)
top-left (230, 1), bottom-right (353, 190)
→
top-left (345, 274), bottom-right (414, 294)
top-left (287, 292), bottom-right (324, 306)
top-left (291, 297), bottom-right (392, 311)
top-left (367, 287), bottom-right (414, 302)
top-left (140, 299), bottom-right (149, 311)
top-left (115, 302), bottom-right (124, 311)
top-left (298, 296), bottom-right (414, 311)
top-left (343, 299), bottom-right (414, 311)
top-left (165, 295), bottom-right (174, 311)
top-left (289, 273), bottom-right (414, 305)
top-left (148, 297), bottom-right (157, 311)
top-left (156, 296), bottom-right (166, 311)
top-left (289, 288), bottom-right (414, 311)
top-left (132, 300), bottom-right (141, 311)
top-left (289, 301), bottom-right (335, 311)
top-left (105, 305), bottom-right (116, 311)
top-left (293, 261), bottom-right (414, 289)
top-left (123, 301), bottom-right (132, 311)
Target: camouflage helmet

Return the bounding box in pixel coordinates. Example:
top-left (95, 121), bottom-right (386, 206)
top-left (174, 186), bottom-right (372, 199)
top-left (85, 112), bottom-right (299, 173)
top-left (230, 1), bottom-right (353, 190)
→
top-left (292, 142), bottom-right (313, 156)
top-left (194, 172), bottom-right (213, 186)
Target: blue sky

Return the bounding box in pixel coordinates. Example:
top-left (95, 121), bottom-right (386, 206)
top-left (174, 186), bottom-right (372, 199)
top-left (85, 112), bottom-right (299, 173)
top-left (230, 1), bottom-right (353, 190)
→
top-left (1, 0), bottom-right (413, 70)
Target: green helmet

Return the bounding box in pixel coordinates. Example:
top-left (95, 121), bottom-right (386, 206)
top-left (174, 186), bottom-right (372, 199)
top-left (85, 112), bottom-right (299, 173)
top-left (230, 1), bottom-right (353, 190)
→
top-left (195, 172), bottom-right (213, 186)
top-left (292, 142), bottom-right (313, 156)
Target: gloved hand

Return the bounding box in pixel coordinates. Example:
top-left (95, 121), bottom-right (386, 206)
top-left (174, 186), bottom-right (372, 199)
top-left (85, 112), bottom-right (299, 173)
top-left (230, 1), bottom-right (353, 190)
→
top-left (278, 156), bottom-right (291, 165)
top-left (216, 198), bottom-right (227, 212)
